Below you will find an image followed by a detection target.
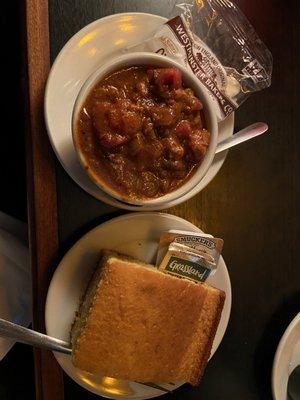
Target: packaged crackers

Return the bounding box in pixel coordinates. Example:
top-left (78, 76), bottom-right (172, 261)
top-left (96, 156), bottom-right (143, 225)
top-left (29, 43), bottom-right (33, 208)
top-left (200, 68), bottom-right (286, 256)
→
top-left (127, 0), bottom-right (272, 121)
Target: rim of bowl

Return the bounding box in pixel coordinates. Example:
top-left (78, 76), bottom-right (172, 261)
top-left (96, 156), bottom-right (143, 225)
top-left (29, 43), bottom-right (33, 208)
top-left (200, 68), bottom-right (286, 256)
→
top-left (72, 52), bottom-right (218, 206)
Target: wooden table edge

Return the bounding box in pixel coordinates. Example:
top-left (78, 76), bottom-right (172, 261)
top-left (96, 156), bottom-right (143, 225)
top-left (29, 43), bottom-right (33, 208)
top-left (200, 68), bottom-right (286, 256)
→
top-left (23, 0), bottom-right (65, 399)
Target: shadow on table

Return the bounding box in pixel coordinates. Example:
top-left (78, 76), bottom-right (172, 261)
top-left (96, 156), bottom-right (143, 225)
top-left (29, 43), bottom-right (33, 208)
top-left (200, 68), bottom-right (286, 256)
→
top-left (57, 210), bottom-right (124, 258)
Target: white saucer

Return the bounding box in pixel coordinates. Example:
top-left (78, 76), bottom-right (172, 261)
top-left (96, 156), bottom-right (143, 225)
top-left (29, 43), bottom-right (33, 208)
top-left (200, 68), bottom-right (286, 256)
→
top-left (44, 12), bottom-right (234, 211)
top-left (272, 313), bottom-right (300, 400)
top-left (45, 212), bottom-right (231, 399)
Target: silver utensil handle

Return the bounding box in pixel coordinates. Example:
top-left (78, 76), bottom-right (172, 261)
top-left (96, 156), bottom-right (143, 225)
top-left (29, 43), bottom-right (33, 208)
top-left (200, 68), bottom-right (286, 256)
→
top-left (0, 318), bottom-right (71, 355)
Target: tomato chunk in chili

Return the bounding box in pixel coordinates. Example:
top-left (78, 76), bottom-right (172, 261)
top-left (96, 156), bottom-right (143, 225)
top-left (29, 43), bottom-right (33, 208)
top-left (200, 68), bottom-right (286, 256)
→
top-left (76, 66), bottom-right (210, 200)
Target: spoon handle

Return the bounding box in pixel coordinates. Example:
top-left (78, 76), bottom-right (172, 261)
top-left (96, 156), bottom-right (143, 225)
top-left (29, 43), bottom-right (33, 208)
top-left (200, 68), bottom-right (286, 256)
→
top-left (216, 122), bottom-right (268, 153)
top-left (0, 318), bottom-right (71, 355)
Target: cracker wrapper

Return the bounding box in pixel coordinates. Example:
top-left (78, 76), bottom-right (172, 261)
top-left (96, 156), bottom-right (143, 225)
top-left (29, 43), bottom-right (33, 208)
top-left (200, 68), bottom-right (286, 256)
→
top-left (127, 0), bottom-right (272, 120)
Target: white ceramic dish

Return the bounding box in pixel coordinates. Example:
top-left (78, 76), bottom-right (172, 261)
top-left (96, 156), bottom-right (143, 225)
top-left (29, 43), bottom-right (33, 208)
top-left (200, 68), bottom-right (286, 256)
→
top-left (45, 12), bottom-right (234, 211)
top-left (72, 52), bottom-right (218, 206)
top-left (272, 313), bottom-right (300, 400)
top-left (45, 212), bottom-right (232, 399)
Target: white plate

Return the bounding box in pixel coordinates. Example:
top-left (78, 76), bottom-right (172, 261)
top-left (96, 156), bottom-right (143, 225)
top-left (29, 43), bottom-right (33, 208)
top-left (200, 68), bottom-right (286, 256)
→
top-left (45, 212), bottom-right (231, 399)
top-left (44, 12), bottom-right (234, 211)
top-left (272, 313), bottom-right (300, 400)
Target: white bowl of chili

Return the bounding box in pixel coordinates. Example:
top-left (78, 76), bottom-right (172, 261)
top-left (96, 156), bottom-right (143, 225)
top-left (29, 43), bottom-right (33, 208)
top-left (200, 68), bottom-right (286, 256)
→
top-left (72, 52), bottom-right (218, 206)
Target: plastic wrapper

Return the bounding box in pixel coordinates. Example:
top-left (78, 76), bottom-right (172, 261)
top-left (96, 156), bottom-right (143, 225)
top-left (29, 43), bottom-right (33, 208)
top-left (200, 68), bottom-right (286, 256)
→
top-left (128, 0), bottom-right (272, 120)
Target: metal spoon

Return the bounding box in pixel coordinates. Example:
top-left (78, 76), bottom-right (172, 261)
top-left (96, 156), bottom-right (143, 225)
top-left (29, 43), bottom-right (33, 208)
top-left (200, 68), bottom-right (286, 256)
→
top-left (216, 122), bottom-right (268, 154)
top-left (288, 365), bottom-right (300, 400)
top-left (0, 318), bottom-right (71, 354)
top-left (0, 318), bottom-right (171, 393)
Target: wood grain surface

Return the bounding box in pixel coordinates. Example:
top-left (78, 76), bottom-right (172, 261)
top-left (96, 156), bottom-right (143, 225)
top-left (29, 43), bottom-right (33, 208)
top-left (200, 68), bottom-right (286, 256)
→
top-left (24, 0), bottom-right (300, 399)
top-left (24, 0), bottom-right (64, 399)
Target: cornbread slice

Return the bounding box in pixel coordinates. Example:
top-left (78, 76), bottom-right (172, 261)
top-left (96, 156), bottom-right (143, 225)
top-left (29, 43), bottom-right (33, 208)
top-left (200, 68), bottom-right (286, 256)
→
top-left (71, 250), bottom-right (225, 385)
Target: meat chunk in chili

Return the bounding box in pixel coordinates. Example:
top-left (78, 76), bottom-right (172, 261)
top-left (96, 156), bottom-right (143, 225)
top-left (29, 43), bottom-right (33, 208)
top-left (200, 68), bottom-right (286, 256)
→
top-left (75, 65), bottom-right (210, 200)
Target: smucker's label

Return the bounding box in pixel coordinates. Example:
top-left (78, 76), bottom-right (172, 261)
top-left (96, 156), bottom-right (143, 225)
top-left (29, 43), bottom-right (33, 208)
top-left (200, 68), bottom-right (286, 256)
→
top-left (156, 230), bottom-right (223, 266)
top-left (156, 230), bottom-right (223, 283)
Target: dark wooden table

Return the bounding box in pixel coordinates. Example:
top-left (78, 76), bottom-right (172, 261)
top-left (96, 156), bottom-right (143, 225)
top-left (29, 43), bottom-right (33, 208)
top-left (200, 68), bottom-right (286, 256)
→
top-left (0, 3), bottom-right (34, 400)
top-left (22, 0), bottom-right (300, 400)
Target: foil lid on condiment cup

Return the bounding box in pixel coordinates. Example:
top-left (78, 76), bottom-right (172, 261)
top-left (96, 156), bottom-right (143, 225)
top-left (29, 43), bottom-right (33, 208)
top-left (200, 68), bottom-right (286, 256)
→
top-left (156, 230), bottom-right (223, 283)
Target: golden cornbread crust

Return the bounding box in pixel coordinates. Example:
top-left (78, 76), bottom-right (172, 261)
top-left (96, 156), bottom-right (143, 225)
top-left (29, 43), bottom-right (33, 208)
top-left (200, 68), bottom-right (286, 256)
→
top-left (71, 250), bottom-right (225, 385)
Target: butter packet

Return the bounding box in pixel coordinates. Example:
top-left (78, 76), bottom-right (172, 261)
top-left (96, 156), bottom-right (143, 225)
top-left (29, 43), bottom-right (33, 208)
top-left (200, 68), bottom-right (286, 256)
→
top-left (156, 230), bottom-right (223, 283)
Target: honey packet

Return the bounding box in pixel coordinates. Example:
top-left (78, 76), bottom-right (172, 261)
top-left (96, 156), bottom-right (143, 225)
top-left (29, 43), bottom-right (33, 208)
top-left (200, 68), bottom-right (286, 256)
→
top-left (156, 230), bottom-right (223, 283)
